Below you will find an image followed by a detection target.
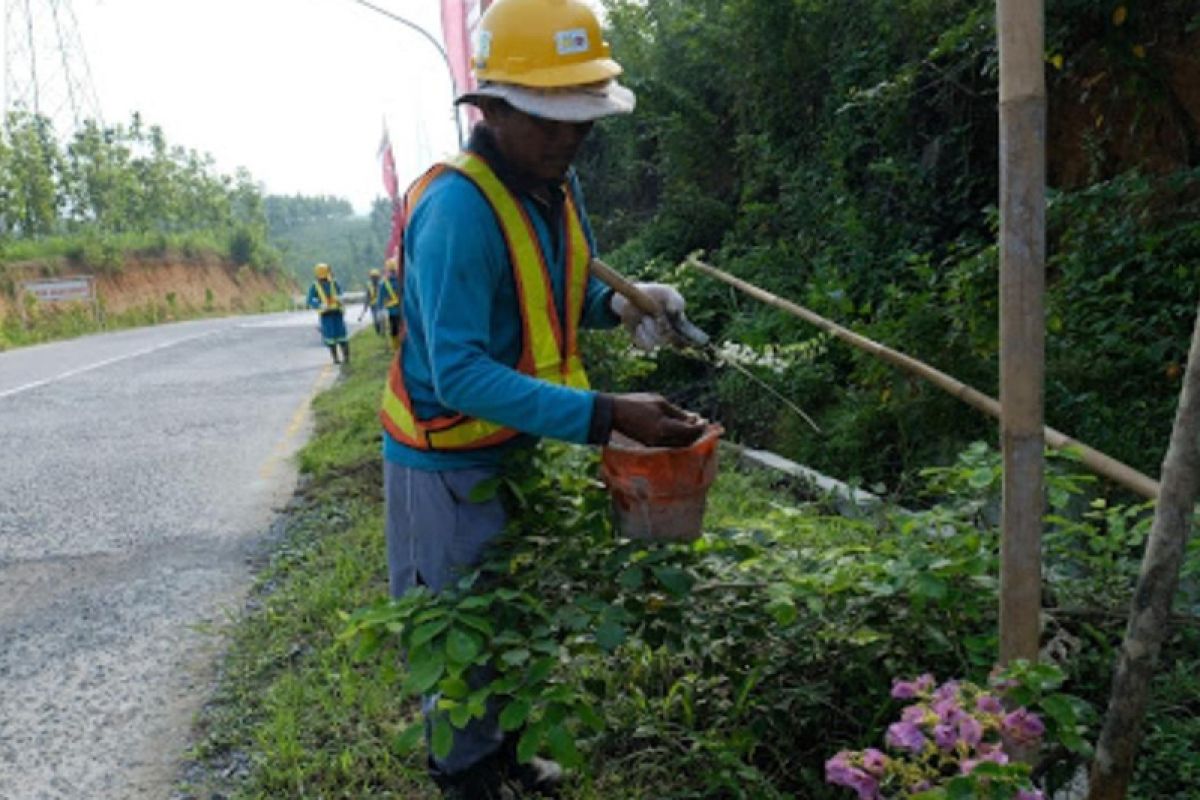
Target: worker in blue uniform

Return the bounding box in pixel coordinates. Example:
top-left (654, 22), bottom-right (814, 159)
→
top-left (375, 259), bottom-right (403, 352)
top-left (307, 262), bottom-right (349, 364)
top-left (360, 267), bottom-right (383, 336)
top-left (379, 0), bottom-right (702, 796)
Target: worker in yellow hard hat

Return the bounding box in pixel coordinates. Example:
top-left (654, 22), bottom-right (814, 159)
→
top-left (376, 259), bottom-right (402, 351)
top-left (378, 1), bottom-right (701, 797)
top-left (359, 267), bottom-right (384, 336)
top-left (306, 263), bottom-right (350, 364)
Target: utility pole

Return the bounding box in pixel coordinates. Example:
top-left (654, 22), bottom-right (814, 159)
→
top-left (346, 0), bottom-right (464, 147)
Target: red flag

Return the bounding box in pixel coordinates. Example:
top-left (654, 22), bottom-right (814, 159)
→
top-left (378, 124), bottom-right (399, 203)
top-left (440, 0), bottom-right (492, 127)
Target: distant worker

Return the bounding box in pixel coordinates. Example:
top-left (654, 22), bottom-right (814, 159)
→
top-left (379, 0), bottom-right (702, 796)
top-left (307, 262), bottom-right (350, 364)
top-left (359, 267), bottom-right (383, 336)
top-left (376, 259), bottom-right (402, 351)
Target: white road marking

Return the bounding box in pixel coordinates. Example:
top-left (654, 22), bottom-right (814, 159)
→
top-left (0, 329), bottom-right (222, 400)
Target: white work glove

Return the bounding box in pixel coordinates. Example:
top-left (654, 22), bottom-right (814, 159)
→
top-left (610, 283), bottom-right (685, 351)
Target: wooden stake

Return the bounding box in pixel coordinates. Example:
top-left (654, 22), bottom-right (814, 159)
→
top-left (997, 0), bottom-right (1047, 666)
top-left (1086, 299), bottom-right (1200, 800)
top-left (686, 256), bottom-right (1159, 501)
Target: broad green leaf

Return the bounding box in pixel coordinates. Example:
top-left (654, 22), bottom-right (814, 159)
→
top-left (652, 566), bottom-right (694, 596)
top-left (446, 628), bottom-right (482, 665)
top-left (439, 675), bottom-right (469, 700)
top-left (576, 701), bottom-right (604, 732)
top-left (499, 698), bottom-right (532, 732)
top-left (501, 648), bottom-right (530, 667)
top-left (468, 477), bottom-right (501, 502)
top-left (546, 724), bottom-right (583, 768)
top-left (617, 567), bottom-right (644, 590)
top-left (403, 655), bottom-right (445, 695)
top-left (394, 721), bottom-right (425, 754)
top-left (457, 612), bottom-right (495, 637)
top-left (449, 702), bottom-right (472, 728)
top-left (432, 719), bottom-right (454, 760)
top-left (1040, 693), bottom-right (1077, 727)
top-left (410, 619), bottom-right (450, 649)
top-left (517, 722), bottom-right (545, 763)
top-left (594, 620), bottom-right (626, 652)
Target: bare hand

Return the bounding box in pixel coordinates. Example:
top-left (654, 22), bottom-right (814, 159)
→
top-left (611, 393), bottom-right (705, 447)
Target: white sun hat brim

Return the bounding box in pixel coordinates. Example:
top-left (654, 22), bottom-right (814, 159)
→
top-left (457, 79), bottom-right (636, 123)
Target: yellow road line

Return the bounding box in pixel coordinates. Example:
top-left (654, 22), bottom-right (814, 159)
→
top-left (259, 363), bottom-right (337, 480)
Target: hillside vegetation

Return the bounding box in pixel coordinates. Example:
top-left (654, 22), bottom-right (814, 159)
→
top-left (576, 0), bottom-right (1200, 499)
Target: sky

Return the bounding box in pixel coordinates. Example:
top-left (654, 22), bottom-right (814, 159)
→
top-left (58, 0), bottom-right (465, 215)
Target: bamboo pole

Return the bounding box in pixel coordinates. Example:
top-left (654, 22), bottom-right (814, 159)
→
top-left (686, 256), bottom-right (1160, 501)
top-left (997, 0), bottom-right (1047, 666)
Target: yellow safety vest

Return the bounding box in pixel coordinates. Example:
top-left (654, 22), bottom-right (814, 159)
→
top-left (366, 280), bottom-right (379, 304)
top-left (380, 152), bottom-right (591, 451)
top-left (380, 277), bottom-right (400, 309)
top-left (313, 279), bottom-right (342, 312)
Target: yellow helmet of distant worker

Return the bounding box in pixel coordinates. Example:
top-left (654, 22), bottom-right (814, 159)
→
top-left (369, 268), bottom-right (381, 278)
top-left (471, 0), bottom-right (622, 88)
top-left (314, 263), bottom-right (331, 279)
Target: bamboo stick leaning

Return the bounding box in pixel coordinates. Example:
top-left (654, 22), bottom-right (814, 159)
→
top-left (687, 255), bottom-right (1160, 501)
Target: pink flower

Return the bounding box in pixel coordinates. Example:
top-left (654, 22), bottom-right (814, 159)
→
top-left (1002, 708), bottom-right (1045, 746)
top-left (861, 748), bottom-right (887, 776)
top-left (975, 694), bottom-right (1005, 715)
top-left (824, 752), bottom-right (880, 800)
top-left (934, 723), bottom-right (957, 750)
top-left (933, 680), bottom-right (961, 704)
top-left (901, 704), bottom-right (927, 724)
top-left (957, 715), bottom-right (984, 747)
top-left (891, 673), bottom-right (935, 699)
top-left (886, 721), bottom-right (927, 753)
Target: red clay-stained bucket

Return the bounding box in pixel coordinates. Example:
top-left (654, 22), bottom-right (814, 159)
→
top-left (600, 424), bottom-right (724, 543)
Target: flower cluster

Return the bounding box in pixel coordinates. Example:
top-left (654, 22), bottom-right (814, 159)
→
top-left (826, 674), bottom-right (1046, 799)
top-left (713, 338), bottom-right (826, 374)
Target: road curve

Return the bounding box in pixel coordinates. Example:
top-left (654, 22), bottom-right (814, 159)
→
top-left (0, 312), bottom-right (358, 799)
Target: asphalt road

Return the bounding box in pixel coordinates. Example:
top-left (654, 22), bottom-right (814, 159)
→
top-left (0, 312), bottom-right (358, 799)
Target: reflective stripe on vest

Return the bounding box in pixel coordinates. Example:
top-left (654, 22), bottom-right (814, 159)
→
top-left (366, 282), bottom-right (379, 304)
top-left (314, 279), bottom-right (342, 311)
top-left (380, 152), bottom-right (591, 451)
top-left (380, 277), bottom-right (400, 308)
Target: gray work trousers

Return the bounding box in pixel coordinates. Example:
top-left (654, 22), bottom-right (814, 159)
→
top-left (384, 461), bottom-right (508, 775)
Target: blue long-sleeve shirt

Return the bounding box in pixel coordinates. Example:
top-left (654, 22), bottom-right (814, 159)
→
top-left (307, 279), bottom-right (343, 313)
top-left (375, 275), bottom-right (402, 316)
top-left (384, 128), bottom-right (618, 471)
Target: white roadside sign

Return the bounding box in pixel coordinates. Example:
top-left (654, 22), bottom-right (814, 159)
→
top-left (22, 276), bottom-right (95, 303)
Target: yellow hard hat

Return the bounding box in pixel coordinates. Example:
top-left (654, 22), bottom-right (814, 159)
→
top-left (472, 0), bottom-right (622, 89)
top-left (314, 263), bottom-right (331, 278)
top-left (369, 268), bottom-right (381, 277)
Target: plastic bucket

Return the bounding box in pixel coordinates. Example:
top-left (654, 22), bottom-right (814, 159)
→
top-left (600, 424), bottom-right (724, 543)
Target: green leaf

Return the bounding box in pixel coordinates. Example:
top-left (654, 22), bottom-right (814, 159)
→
top-left (394, 721), bottom-right (425, 754)
top-left (457, 612), bottom-right (495, 637)
top-left (432, 719), bottom-right (454, 759)
top-left (617, 567), bottom-right (644, 590)
top-left (525, 657), bottom-right (555, 686)
top-left (439, 675), bottom-right (469, 700)
top-left (517, 722), bottom-right (545, 763)
top-left (576, 701), bottom-right (604, 732)
top-left (766, 597), bottom-right (798, 626)
top-left (468, 477), bottom-right (501, 502)
top-left (410, 619), bottom-right (450, 649)
top-left (652, 566), bottom-right (694, 596)
top-left (968, 467), bottom-right (994, 489)
top-left (404, 654), bottom-right (445, 695)
top-left (594, 619), bottom-right (626, 651)
top-left (546, 724), bottom-right (583, 768)
top-left (501, 648), bottom-right (531, 667)
top-left (499, 698), bottom-right (532, 732)
top-left (449, 702), bottom-right (473, 728)
top-left (1040, 693), bottom-right (1077, 728)
top-left (446, 628), bottom-right (482, 665)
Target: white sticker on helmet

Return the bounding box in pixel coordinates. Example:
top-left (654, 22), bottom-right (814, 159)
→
top-left (475, 29), bottom-right (492, 67)
top-left (555, 28), bottom-right (590, 56)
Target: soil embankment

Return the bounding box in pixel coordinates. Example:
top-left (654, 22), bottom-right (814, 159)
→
top-left (0, 255), bottom-right (293, 327)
